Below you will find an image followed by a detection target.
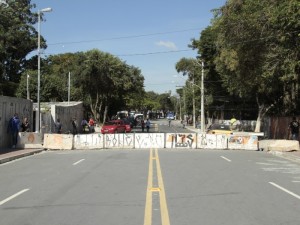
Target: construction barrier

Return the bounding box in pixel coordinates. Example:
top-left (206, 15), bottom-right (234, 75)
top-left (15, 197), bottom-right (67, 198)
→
top-left (43, 134), bottom-right (73, 150)
top-left (259, 139), bottom-right (299, 151)
top-left (41, 132), bottom-right (262, 150)
top-left (17, 132), bottom-right (43, 149)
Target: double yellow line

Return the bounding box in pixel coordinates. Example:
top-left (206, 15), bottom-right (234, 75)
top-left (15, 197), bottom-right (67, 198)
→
top-left (144, 148), bottom-right (170, 225)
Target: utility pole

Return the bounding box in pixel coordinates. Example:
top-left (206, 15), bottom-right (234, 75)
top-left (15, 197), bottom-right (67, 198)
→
top-left (68, 71), bottom-right (71, 104)
top-left (192, 77), bottom-right (196, 128)
top-left (176, 85), bottom-right (185, 121)
top-left (200, 60), bottom-right (205, 133)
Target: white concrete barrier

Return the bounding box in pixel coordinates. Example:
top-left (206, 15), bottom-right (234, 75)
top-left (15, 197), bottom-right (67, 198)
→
top-left (73, 133), bottom-right (104, 149)
top-left (17, 132), bottom-right (43, 149)
top-left (197, 134), bottom-right (228, 149)
top-left (135, 133), bottom-right (165, 149)
top-left (40, 132), bottom-right (262, 150)
top-left (228, 135), bottom-right (258, 150)
top-left (43, 134), bottom-right (73, 150)
top-left (104, 133), bottom-right (135, 149)
top-left (259, 139), bottom-right (299, 151)
top-left (165, 133), bottom-right (196, 149)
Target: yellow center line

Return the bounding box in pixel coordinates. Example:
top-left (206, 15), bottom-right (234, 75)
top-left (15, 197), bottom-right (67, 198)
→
top-left (144, 148), bottom-right (153, 225)
top-left (155, 148), bottom-right (171, 225)
top-left (144, 148), bottom-right (170, 225)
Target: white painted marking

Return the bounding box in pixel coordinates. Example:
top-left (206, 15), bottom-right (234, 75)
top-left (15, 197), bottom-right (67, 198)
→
top-left (269, 182), bottom-right (300, 200)
top-left (292, 181), bottom-right (300, 183)
top-left (73, 159), bottom-right (85, 165)
top-left (0, 189), bottom-right (30, 206)
top-left (221, 156), bottom-right (231, 162)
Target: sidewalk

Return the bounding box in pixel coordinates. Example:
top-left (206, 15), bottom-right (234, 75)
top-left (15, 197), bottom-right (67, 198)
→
top-left (0, 148), bottom-right (44, 164)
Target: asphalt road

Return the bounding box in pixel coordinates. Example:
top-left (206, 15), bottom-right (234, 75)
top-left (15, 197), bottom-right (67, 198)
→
top-left (1, 149), bottom-right (300, 225)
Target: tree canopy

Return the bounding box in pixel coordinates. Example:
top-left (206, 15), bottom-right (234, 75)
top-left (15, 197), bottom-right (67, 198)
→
top-left (185, 0), bottom-right (300, 131)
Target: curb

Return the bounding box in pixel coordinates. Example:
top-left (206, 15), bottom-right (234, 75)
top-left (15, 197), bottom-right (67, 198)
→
top-left (0, 149), bottom-right (44, 164)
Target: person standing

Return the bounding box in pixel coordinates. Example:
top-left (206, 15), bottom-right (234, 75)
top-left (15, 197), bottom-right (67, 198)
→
top-left (141, 119), bottom-right (145, 132)
top-left (72, 118), bottom-right (78, 135)
top-left (7, 113), bottom-right (21, 148)
top-left (55, 118), bottom-right (62, 134)
top-left (88, 117), bottom-right (95, 133)
top-left (21, 117), bottom-right (30, 132)
top-left (289, 117), bottom-right (299, 140)
top-left (81, 118), bottom-right (88, 133)
top-left (146, 119), bottom-right (151, 133)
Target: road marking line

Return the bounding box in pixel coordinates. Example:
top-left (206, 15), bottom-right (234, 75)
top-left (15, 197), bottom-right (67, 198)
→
top-left (269, 182), bottom-right (300, 200)
top-left (292, 181), bottom-right (300, 183)
top-left (155, 149), bottom-right (171, 225)
top-left (144, 149), bottom-right (153, 225)
top-left (0, 189), bottom-right (30, 206)
top-left (73, 159), bottom-right (85, 165)
top-left (221, 156), bottom-right (231, 162)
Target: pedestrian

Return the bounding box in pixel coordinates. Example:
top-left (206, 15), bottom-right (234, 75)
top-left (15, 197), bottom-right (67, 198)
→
top-left (55, 118), bottom-right (62, 134)
top-left (289, 117), bottom-right (299, 140)
top-left (168, 119), bottom-right (171, 127)
top-left (181, 119), bottom-right (186, 129)
top-left (21, 117), bottom-right (30, 132)
top-left (72, 118), bottom-right (78, 135)
top-left (146, 118), bottom-right (150, 133)
top-left (7, 113), bottom-right (21, 148)
top-left (88, 117), bottom-right (95, 133)
top-left (141, 119), bottom-right (145, 132)
top-left (81, 118), bottom-right (88, 133)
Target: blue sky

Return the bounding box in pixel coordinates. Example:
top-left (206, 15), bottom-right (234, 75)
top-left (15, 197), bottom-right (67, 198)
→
top-left (32, 0), bottom-right (226, 94)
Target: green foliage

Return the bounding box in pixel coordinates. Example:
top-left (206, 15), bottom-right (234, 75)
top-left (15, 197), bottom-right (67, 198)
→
top-left (0, 0), bottom-right (40, 96)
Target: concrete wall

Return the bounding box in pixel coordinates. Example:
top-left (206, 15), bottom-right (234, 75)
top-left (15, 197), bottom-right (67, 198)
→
top-left (0, 96), bottom-right (33, 148)
top-left (50, 102), bottom-right (84, 134)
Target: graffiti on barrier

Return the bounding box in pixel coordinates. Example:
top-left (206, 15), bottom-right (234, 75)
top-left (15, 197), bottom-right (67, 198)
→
top-left (105, 133), bottom-right (134, 148)
top-left (198, 134), bottom-right (228, 149)
top-left (166, 133), bottom-right (196, 148)
top-left (228, 135), bottom-right (258, 150)
top-left (74, 133), bottom-right (104, 149)
top-left (135, 133), bottom-right (165, 149)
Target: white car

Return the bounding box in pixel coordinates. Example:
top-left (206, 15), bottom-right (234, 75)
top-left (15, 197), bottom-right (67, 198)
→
top-left (166, 113), bottom-right (175, 120)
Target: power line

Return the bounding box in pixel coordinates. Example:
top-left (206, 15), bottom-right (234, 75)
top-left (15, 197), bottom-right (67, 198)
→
top-left (48, 27), bottom-right (204, 46)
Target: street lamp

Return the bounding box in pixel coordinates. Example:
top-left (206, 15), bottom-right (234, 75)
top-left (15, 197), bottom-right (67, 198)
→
top-left (27, 74), bottom-right (30, 99)
top-left (36, 7), bottom-right (52, 133)
top-left (200, 60), bottom-right (205, 133)
top-left (192, 60), bottom-right (205, 133)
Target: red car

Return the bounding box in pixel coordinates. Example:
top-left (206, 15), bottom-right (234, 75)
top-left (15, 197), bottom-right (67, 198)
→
top-left (122, 119), bottom-right (132, 133)
top-left (101, 120), bottom-right (127, 134)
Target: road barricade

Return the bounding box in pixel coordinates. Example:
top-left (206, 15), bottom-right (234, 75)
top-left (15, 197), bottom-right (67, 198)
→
top-left (44, 134), bottom-right (73, 150)
top-left (17, 132), bottom-right (43, 149)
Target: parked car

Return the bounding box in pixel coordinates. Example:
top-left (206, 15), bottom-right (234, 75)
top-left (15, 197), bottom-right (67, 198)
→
top-left (122, 119), bottom-right (132, 132)
top-left (101, 120), bottom-right (126, 134)
top-left (166, 112), bottom-right (175, 120)
top-left (206, 123), bottom-right (233, 135)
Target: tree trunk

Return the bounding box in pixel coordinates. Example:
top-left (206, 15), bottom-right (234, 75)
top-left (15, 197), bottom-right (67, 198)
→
top-left (103, 106), bottom-right (108, 124)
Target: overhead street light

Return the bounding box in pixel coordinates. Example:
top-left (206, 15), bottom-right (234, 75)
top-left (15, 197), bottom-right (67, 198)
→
top-left (36, 7), bottom-right (52, 133)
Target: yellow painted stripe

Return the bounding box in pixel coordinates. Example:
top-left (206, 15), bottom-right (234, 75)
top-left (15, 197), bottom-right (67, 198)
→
top-left (144, 149), bottom-right (153, 225)
top-left (155, 149), bottom-right (171, 225)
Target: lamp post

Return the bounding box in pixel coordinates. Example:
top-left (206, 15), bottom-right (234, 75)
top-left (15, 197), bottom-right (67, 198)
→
top-left (200, 60), bottom-right (205, 133)
top-left (27, 74), bottom-right (30, 99)
top-left (36, 7), bottom-right (52, 133)
top-left (192, 60), bottom-right (205, 133)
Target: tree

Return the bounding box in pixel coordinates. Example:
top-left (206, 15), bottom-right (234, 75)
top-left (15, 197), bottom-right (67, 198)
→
top-left (209, 0), bottom-right (300, 131)
top-left (0, 0), bottom-right (43, 96)
top-left (17, 50), bottom-right (145, 122)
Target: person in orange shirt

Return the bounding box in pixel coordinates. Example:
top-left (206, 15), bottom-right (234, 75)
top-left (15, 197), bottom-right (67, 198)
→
top-left (88, 117), bottom-right (95, 133)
